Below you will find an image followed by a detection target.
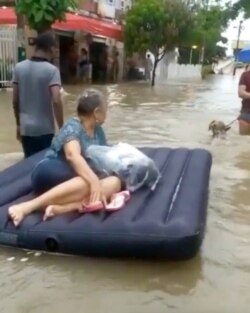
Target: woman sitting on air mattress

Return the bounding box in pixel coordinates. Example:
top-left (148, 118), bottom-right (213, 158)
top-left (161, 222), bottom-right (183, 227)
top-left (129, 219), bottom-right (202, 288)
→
top-left (9, 89), bottom-right (160, 227)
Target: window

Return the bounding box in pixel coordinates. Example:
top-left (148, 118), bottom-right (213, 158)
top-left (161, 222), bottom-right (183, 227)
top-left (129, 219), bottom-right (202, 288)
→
top-left (106, 0), bottom-right (114, 4)
top-left (121, 0), bottom-right (124, 8)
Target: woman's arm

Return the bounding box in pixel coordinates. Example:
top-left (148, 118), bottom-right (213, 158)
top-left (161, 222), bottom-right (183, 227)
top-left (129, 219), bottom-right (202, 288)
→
top-left (238, 85), bottom-right (250, 100)
top-left (64, 140), bottom-right (99, 185)
top-left (238, 73), bottom-right (250, 100)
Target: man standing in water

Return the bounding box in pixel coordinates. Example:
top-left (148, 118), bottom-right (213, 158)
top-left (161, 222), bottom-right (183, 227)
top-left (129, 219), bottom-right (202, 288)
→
top-left (238, 64), bottom-right (250, 135)
top-left (12, 32), bottom-right (64, 157)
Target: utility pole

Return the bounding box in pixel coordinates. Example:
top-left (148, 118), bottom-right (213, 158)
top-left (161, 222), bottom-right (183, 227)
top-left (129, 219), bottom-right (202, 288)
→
top-left (235, 20), bottom-right (243, 62)
top-left (233, 20), bottom-right (243, 76)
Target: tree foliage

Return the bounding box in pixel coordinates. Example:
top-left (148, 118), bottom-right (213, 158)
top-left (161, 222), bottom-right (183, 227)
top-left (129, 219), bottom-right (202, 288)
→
top-left (124, 0), bottom-right (195, 85)
top-left (233, 0), bottom-right (250, 18)
top-left (125, 0), bottom-right (194, 55)
top-left (187, 0), bottom-right (250, 52)
top-left (182, 2), bottom-right (232, 62)
top-left (16, 0), bottom-right (78, 32)
top-left (124, 0), bottom-right (238, 85)
top-left (186, 0), bottom-right (250, 62)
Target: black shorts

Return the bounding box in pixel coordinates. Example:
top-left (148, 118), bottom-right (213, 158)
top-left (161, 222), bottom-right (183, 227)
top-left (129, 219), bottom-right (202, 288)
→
top-left (21, 134), bottom-right (54, 158)
top-left (238, 112), bottom-right (250, 123)
top-left (31, 158), bottom-right (126, 195)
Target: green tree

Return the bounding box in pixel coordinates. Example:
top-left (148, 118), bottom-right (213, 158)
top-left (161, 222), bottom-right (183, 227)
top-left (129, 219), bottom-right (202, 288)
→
top-left (233, 0), bottom-right (250, 18)
top-left (179, 0), bottom-right (240, 65)
top-left (15, 0), bottom-right (78, 33)
top-left (124, 0), bottom-right (195, 86)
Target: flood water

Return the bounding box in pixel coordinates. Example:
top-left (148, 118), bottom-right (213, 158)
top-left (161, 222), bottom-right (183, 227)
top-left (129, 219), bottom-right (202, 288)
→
top-left (0, 74), bottom-right (250, 313)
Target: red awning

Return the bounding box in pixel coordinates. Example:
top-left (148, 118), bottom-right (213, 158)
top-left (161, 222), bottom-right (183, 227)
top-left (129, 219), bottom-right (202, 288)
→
top-left (0, 7), bottom-right (122, 41)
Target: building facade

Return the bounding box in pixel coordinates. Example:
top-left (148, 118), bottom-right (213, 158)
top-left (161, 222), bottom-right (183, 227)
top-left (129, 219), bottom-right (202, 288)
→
top-left (0, 0), bottom-right (127, 85)
top-left (77, 0), bottom-right (131, 82)
top-left (80, 0), bottom-right (132, 19)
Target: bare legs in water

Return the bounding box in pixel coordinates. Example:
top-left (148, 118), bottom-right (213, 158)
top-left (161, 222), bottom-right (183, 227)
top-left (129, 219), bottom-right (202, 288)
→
top-left (239, 119), bottom-right (250, 135)
top-left (8, 176), bottom-right (121, 227)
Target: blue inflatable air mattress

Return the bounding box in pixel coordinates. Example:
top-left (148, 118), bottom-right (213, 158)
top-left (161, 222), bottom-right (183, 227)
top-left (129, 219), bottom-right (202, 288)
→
top-left (0, 147), bottom-right (212, 260)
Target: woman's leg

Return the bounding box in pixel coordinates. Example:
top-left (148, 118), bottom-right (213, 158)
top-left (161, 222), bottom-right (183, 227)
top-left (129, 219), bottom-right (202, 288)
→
top-left (44, 176), bottom-right (121, 219)
top-left (9, 176), bottom-right (121, 226)
top-left (32, 159), bottom-right (76, 194)
top-left (239, 119), bottom-right (250, 135)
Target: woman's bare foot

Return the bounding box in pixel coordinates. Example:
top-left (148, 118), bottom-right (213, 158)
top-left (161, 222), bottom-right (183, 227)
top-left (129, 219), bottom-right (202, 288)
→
top-left (44, 202), bottom-right (83, 221)
top-left (8, 204), bottom-right (31, 227)
top-left (43, 205), bottom-right (61, 221)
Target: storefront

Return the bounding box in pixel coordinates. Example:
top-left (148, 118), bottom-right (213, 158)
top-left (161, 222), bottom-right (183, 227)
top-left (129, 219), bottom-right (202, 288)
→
top-left (0, 7), bottom-right (124, 84)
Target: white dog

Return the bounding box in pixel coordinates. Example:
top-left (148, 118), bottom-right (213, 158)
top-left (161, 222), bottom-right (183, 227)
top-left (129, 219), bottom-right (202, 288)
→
top-left (208, 120), bottom-right (231, 138)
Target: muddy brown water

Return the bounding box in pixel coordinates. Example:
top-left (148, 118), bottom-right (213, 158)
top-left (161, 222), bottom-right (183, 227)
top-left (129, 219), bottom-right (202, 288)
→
top-left (0, 75), bottom-right (250, 313)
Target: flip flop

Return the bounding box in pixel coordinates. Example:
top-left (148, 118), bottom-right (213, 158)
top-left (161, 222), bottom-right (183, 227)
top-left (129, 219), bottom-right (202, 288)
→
top-left (79, 191), bottom-right (131, 213)
top-left (105, 191), bottom-right (131, 212)
top-left (111, 190), bottom-right (130, 202)
top-left (79, 201), bottom-right (104, 214)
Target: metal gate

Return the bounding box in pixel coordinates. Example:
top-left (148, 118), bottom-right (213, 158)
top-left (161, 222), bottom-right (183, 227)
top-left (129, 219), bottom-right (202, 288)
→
top-left (0, 25), bottom-right (17, 88)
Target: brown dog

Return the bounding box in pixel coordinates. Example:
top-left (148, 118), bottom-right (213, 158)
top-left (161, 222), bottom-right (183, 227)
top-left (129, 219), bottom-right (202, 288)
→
top-left (208, 120), bottom-right (231, 138)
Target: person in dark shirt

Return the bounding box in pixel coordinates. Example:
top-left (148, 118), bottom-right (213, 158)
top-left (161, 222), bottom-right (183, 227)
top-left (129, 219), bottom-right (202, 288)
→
top-left (12, 32), bottom-right (63, 157)
top-left (238, 65), bottom-right (250, 135)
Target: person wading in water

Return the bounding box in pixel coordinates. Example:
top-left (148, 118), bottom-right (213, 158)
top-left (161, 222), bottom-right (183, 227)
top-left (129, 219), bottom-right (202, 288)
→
top-left (238, 64), bottom-right (250, 135)
top-left (12, 32), bottom-right (64, 157)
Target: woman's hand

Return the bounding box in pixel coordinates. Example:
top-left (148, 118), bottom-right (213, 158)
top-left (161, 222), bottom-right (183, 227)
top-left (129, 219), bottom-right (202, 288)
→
top-left (89, 178), bottom-right (107, 206)
top-left (64, 140), bottom-right (107, 206)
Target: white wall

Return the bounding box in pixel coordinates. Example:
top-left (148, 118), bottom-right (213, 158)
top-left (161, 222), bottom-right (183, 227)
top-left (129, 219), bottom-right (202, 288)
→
top-left (156, 62), bottom-right (202, 83)
top-left (97, 0), bottom-right (132, 17)
top-left (98, 0), bottom-right (116, 18)
top-left (145, 49), bottom-right (202, 83)
top-left (116, 0), bottom-right (132, 10)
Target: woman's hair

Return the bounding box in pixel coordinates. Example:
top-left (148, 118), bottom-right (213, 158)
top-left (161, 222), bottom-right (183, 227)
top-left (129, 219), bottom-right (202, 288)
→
top-left (77, 89), bottom-right (104, 116)
top-left (33, 32), bottom-right (56, 52)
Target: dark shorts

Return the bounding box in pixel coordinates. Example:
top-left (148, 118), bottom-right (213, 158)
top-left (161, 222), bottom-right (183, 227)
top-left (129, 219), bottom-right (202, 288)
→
top-left (31, 158), bottom-right (126, 195)
top-left (238, 112), bottom-right (250, 123)
top-left (31, 158), bottom-right (75, 194)
top-left (21, 134), bottom-right (54, 158)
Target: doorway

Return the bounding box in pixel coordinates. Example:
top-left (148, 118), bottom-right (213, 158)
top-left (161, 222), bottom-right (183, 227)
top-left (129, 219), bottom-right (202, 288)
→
top-left (89, 41), bottom-right (108, 83)
top-left (59, 35), bottom-right (77, 83)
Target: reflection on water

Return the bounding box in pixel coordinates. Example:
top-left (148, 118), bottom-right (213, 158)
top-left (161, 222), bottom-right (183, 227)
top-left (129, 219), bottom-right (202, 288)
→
top-left (0, 74), bottom-right (250, 313)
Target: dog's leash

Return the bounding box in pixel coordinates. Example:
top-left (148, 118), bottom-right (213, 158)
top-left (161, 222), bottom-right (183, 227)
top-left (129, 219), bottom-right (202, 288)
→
top-left (226, 118), bottom-right (238, 128)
